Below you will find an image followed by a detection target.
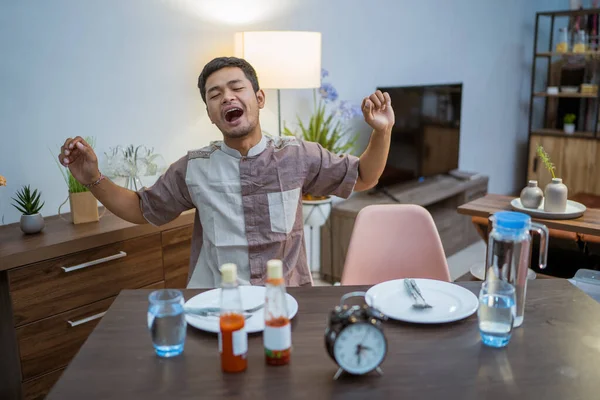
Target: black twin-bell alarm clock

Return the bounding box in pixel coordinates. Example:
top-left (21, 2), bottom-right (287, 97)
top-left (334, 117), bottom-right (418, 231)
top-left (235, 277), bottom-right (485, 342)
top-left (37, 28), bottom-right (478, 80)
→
top-left (325, 291), bottom-right (388, 380)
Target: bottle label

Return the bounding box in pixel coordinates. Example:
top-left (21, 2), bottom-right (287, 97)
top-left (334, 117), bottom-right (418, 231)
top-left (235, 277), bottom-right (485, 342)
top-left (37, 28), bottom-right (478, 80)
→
top-left (232, 328), bottom-right (248, 356)
top-left (264, 323), bottom-right (291, 351)
top-left (219, 328), bottom-right (248, 356)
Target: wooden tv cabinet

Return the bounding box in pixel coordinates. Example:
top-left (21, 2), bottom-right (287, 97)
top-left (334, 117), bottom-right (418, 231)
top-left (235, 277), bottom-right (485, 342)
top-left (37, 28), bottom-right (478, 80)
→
top-left (319, 174), bottom-right (489, 283)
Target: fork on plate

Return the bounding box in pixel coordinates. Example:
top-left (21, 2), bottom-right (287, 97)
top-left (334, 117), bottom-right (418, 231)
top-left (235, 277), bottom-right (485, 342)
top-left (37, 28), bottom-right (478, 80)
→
top-left (404, 279), bottom-right (433, 309)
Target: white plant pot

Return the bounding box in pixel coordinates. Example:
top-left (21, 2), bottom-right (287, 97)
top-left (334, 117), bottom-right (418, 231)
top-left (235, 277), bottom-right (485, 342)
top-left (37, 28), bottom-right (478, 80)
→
top-left (564, 124), bottom-right (575, 134)
top-left (20, 213), bottom-right (45, 234)
top-left (302, 197), bottom-right (333, 227)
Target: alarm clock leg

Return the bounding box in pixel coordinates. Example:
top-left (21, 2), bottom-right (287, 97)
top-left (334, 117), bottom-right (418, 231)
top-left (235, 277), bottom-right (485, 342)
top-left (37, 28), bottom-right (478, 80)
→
top-left (375, 367), bottom-right (384, 376)
top-left (333, 368), bottom-right (344, 380)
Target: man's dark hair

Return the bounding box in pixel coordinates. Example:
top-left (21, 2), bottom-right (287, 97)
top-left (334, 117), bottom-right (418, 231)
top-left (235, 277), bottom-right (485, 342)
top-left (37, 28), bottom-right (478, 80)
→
top-left (197, 57), bottom-right (260, 104)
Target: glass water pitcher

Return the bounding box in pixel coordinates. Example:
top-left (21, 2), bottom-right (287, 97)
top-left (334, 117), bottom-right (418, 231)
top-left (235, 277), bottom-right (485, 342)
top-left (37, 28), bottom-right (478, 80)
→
top-left (485, 211), bottom-right (549, 327)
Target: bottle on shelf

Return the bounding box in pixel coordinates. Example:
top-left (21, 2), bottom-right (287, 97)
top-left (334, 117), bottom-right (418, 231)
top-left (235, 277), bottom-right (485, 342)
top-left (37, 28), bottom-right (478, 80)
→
top-left (574, 30), bottom-right (587, 53)
top-left (556, 27), bottom-right (569, 53)
top-left (263, 259), bottom-right (292, 366)
top-left (219, 263), bottom-right (248, 373)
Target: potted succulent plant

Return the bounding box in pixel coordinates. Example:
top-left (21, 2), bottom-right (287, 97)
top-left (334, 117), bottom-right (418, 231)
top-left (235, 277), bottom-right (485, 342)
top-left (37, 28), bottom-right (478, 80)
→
top-left (563, 113), bottom-right (576, 134)
top-left (12, 185), bottom-right (45, 234)
top-left (537, 145), bottom-right (567, 213)
top-left (284, 69), bottom-right (361, 227)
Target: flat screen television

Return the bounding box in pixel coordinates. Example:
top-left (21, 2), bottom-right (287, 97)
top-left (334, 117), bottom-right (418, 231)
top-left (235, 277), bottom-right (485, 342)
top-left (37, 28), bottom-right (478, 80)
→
top-left (376, 83), bottom-right (462, 188)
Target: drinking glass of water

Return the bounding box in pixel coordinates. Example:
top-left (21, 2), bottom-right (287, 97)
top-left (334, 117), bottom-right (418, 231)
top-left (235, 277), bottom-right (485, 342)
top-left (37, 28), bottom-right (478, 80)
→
top-left (148, 289), bottom-right (186, 357)
top-left (477, 280), bottom-right (516, 348)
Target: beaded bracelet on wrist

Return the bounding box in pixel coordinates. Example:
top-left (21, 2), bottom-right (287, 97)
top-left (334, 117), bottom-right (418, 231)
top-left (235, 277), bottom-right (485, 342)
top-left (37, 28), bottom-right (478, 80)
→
top-left (84, 173), bottom-right (105, 189)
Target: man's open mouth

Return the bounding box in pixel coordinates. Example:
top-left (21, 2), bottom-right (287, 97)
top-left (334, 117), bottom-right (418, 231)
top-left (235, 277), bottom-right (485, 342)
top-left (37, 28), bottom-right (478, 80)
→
top-left (224, 107), bottom-right (244, 123)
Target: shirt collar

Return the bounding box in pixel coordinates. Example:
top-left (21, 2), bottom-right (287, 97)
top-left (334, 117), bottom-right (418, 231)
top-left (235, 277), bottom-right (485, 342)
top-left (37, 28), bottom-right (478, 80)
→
top-left (219, 134), bottom-right (268, 159)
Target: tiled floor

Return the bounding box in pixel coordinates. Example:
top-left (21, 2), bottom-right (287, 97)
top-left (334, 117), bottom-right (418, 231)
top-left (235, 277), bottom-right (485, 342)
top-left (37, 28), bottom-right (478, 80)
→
top-left (313, 239), bottom-right (487, 286)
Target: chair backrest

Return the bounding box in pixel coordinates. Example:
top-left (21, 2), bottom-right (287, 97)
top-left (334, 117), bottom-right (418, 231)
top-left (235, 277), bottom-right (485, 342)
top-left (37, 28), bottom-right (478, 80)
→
top-left (340, 204), bottom-right (451, 285)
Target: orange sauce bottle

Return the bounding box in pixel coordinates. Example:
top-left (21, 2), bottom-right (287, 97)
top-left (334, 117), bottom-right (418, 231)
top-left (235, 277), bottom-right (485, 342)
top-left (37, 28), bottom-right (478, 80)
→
top-left (263, 260), bottom-right (291, 366)
top-left (218, 264), bottom-right (247, 373)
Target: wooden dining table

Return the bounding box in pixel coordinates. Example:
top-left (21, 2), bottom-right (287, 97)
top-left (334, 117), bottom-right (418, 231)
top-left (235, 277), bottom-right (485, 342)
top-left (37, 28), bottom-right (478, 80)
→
top-left (46, 281), bottom-right (600, 400)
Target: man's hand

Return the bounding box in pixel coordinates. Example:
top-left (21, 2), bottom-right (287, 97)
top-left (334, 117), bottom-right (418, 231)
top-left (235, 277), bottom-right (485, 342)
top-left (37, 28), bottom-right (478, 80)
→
top-left (361, 90), bottom-right (395, 133)
top-left (59, 136), bottom-right (148, 225)
top-left (354, 90), bottom-right (394, 191)
top-left (59, 136), bottom-right (101, 185)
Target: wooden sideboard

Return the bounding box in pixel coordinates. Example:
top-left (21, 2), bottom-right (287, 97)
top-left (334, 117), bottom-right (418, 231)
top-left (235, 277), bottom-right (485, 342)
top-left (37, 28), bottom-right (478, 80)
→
top-left (320, 174), bottom-right (489, 283)
top-left (0, 210), bottom-right (195, 400)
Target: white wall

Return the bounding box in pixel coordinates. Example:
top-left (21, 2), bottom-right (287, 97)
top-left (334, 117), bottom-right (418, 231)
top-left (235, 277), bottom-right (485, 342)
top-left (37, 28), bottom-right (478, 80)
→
top-left (0, 0), bottom-right (562, 224)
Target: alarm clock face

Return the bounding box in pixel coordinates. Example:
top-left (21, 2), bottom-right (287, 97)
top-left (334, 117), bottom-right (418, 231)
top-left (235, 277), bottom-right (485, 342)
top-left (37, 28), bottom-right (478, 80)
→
top-left (333, 322), bottom-right (386, 375)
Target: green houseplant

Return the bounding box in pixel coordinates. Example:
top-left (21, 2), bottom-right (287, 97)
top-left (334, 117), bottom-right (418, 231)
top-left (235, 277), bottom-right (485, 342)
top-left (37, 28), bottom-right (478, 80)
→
top-left (12, 185), bottom-right (45, 234)
top-left (563, 113), bottom-right (576, 134)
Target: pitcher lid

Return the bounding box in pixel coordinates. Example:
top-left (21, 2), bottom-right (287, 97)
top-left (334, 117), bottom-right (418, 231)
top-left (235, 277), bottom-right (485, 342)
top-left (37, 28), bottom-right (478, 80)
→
top-left (492, 211), bottom-right (530, 230)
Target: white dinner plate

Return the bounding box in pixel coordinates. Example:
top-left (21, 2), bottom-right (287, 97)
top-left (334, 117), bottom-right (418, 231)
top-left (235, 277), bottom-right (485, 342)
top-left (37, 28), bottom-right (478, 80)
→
top-left (470, 262), bottom-right (536, 281)
top-left (184, 286), bottom-right (298, 334)
top-left (365, 279), bottom-right (479, 324)
top-left (510, 198), bottom-right (586, 220)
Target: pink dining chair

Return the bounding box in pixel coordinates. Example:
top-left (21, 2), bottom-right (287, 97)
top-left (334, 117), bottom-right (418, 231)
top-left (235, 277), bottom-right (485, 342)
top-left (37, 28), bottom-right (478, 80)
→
top-left (340, 204), bottom-right (451, 285)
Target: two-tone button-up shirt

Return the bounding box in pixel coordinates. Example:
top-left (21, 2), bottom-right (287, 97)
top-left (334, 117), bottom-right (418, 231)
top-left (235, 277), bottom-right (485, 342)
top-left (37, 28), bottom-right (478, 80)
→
top-left (137, 134), bottom-right (359, 288)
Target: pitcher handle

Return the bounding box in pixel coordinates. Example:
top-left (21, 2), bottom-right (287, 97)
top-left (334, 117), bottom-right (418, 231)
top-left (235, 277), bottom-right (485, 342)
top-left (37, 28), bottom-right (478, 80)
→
top-left (530, 222), bottom-right (549, 270)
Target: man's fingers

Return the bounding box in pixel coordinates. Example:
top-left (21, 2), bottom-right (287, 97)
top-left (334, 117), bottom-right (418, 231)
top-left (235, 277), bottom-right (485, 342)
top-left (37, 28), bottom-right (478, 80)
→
top-left (68, 136), bottom-right (86, 150)
top-left (76, 136), bottom-right (92, 149)
top-left (61, 149), bottom-right (81, 165)
top-left (58, 154), bottom-right (68, 167)
top-left (61, 137), bottom-right (73, 156)
top-left (383, 92), bottom-right (391, 105)
top-left (60, 141), bottom-right (87, 165)
top-left (362, 99), bottom-right (373, 118)
top-left (369, 93), bottom-right (382, 109)
top-left (76, 141), bottom-right (90, 153)
top-left (375, 90), bottom-right (385, 106)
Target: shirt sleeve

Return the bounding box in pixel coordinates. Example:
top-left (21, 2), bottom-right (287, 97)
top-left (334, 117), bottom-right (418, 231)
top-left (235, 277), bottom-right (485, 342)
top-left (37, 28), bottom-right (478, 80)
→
top-left (301, 140), bottom-right (360, 199)
top-left (136, 155), bottom-right (194, 226)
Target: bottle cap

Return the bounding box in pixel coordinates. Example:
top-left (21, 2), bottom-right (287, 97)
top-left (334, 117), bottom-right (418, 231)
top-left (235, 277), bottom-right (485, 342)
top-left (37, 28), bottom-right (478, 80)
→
top-left (267, 259), bottom-right (283, 279)
top-left (221, 263), bottom-right (237, 284)
top-left (492, 211), bottom-right (530, 231)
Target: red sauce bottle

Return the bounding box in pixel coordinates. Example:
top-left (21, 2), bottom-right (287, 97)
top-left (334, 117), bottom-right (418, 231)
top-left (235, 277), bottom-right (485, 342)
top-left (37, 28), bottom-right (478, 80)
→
top-left (219, 263), bottom-right (247, 373)
top-left (263, 260), bottom-right (291, 366)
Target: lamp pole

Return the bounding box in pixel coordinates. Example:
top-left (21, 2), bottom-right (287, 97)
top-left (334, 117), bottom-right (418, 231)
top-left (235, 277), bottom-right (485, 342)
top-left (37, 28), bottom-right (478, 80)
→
top-left (277, 89), bottom-right (282, 137)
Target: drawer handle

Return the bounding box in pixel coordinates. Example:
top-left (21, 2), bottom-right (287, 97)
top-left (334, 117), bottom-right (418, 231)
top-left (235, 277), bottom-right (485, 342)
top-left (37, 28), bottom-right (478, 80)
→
top-left (67, 311), bottom-right (106, 327)
top-left (61, 251), bottom-right (127, 273)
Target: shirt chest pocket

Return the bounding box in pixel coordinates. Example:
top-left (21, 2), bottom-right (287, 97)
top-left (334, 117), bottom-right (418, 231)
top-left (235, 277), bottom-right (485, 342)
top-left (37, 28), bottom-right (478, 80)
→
top-left (267, 187), bottom-right (301, 234)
